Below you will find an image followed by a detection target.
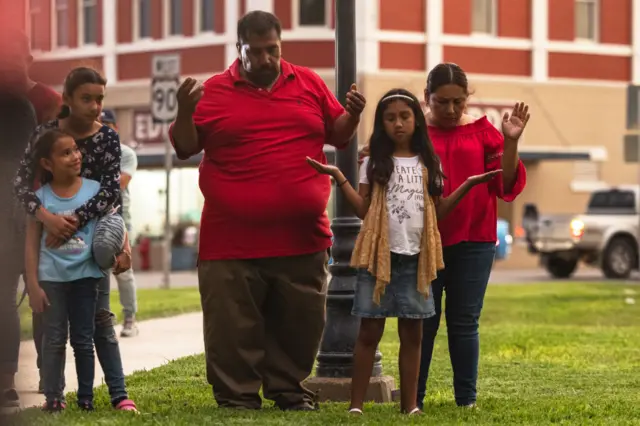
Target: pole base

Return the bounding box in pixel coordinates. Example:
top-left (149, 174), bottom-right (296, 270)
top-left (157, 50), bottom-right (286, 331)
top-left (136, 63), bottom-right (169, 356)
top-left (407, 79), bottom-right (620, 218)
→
top-left (304, 375), bottom-right (396, 403)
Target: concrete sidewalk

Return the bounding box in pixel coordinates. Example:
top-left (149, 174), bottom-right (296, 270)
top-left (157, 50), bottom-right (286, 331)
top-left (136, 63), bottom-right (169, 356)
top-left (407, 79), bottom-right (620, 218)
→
top-left (109, 270), bottom-right (198, 290)
top-left (15, 312), bottom-right (204, 409)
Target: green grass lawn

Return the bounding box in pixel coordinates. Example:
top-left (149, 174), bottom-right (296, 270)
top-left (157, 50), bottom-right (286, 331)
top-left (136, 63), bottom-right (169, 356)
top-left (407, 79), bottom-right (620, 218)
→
top-left (16, 282), bottom-right (640, 425)
top-left (18, 287), bottom-right (202, 340)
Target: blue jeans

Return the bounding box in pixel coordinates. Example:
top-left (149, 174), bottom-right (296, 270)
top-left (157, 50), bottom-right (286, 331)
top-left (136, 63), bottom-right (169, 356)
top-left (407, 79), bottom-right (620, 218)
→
top-left (94, 276), bottom-right (128, 405)
top-left (47, 276), bottom-right (129, 405)
top-left (41, 279), bottom-right (98, 403)
top-left (417, 242), bottom-right (496, 407)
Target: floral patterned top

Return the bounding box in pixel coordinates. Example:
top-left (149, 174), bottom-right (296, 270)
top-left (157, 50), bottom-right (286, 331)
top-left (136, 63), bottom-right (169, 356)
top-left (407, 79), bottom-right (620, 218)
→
top-left (13, 119), bottom-right (122, 229)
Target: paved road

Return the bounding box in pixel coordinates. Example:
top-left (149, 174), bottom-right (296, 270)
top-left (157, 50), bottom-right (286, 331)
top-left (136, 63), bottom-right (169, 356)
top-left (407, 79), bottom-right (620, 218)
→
top-left (490, 267), bottom-right (640, 284)
top-left (114, 267), bottom-right (640, 291)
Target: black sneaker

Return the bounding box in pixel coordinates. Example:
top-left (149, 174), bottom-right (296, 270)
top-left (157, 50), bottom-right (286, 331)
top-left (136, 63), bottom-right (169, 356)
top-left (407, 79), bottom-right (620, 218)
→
top-left (78, 400), bottom-right (94, 411)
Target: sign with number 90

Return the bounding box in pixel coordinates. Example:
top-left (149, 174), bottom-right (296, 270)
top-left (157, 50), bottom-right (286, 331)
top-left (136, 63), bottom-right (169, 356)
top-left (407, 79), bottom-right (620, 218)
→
top-left (151, 77), bottom-right (180, 123)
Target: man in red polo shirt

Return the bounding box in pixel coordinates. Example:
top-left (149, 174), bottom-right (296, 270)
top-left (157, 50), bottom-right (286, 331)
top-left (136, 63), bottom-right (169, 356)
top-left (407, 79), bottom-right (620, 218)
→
top-left (170, 11), bottom-right (365, 411)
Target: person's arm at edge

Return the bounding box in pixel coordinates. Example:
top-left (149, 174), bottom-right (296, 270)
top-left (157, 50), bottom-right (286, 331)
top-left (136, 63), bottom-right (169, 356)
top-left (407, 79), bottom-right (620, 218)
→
top-left (120, 144), bottom-right (137, 189)
top-left (24, 217), bottom-right (42, 296)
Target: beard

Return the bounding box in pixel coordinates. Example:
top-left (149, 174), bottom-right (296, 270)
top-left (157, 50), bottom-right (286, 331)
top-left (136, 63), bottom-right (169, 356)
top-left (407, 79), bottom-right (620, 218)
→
top-left (246, 66), bottom-right (280, 88)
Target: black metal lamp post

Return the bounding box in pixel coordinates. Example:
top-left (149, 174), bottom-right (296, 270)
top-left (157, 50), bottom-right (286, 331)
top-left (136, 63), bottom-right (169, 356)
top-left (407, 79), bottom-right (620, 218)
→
top-left (314, 0), bottom-right (383, 380)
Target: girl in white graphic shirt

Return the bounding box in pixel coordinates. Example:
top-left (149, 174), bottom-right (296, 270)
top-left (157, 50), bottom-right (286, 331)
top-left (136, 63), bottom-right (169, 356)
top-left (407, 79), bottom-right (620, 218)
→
top-left (307, 88), bottom-right (500, 415)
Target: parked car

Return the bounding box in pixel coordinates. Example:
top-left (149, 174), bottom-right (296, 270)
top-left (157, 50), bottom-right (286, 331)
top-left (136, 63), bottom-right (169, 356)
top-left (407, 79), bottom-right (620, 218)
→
top-left (495, 218), bottom-right (513, 261)
top-left (524, 186), bottom-right (639, 279)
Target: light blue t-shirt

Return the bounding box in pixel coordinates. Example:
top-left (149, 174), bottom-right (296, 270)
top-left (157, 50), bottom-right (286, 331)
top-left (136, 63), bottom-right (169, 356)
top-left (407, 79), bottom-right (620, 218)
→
top-left (36, 178), bottom-right (104, 283)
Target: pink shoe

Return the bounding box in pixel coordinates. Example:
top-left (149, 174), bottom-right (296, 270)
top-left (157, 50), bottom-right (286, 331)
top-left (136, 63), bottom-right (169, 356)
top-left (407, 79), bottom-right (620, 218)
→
top-left (114, 399), bottom-right (138, 412)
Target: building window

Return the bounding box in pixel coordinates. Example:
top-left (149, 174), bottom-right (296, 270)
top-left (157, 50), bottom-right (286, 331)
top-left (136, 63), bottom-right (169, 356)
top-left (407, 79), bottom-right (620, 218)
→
top-left (575, 0), bottom-right (598, 41)
top-left (573, 162), bottom-right (600, 182)
top-left (298, 0), bottom-right (327, 27)
top-left (199, 0), bottom-right (215, 32)
top-left (170, 0), bottom-right (183, 36)
top-left (471, 0), bottom-right (496, 35)
top-left (82, 0), bottom-right (98, 45)
top-left (138, 0), bottom-right (152, 39)
top-left (55, 0), bottom-right (69, 48)
top-left (29, 0), bottom-right (41, 50)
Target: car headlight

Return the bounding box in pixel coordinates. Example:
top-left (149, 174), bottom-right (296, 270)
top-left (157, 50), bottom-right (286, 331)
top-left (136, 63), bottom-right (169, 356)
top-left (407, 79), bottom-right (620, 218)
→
top-left (570, 219), bottom-right (585, 239)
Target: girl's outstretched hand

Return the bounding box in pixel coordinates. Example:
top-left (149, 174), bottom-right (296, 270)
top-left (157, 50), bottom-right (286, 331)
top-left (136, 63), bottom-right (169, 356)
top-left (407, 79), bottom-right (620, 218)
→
top-left (467, 169), bottom-right (502, 186)
top-left (306, 157), bottom-right (341, 178)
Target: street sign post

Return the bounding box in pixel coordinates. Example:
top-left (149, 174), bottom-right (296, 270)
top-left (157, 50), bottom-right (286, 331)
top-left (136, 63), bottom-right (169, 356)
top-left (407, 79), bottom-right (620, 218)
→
top-left (151, 54), bottom-right (180, 289)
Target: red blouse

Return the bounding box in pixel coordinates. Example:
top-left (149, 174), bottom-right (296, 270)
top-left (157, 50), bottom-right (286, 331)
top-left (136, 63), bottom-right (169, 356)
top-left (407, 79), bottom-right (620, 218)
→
top-left (428, 116), bottom-right (526, 247)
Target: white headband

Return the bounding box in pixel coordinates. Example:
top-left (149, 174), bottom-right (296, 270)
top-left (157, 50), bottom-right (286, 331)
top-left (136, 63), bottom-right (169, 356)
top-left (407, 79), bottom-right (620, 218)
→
top-left (381, 94), bottom-right (415, 104)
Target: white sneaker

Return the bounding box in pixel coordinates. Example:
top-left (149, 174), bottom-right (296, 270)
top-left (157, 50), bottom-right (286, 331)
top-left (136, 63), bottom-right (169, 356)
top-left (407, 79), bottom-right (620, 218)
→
top-left (120, 317), bottom-right (139, 337)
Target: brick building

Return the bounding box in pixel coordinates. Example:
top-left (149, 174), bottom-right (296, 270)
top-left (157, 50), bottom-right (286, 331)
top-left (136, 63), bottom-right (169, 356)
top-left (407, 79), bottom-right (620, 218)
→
top-left (15, 0), bottom-right (640, 245)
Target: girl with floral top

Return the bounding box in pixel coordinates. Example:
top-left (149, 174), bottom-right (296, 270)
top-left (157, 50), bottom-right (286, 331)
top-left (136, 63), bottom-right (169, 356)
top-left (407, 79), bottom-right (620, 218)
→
top-left (307, 88), bottom-right (500, 415)
top-left (13, 67), bottom-right (137, 412)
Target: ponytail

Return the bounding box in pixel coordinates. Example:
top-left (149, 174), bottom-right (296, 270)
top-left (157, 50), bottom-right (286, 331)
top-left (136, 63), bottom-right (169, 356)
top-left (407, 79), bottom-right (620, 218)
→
top-left (57, 104), bottom-right (71, 119)
top-left (57, 67), bottom-right (107, 121)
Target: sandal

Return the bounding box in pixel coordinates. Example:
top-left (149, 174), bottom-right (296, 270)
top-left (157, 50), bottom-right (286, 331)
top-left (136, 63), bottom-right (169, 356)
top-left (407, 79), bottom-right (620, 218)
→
top-left (348, 408), bottom-right (363, 415)
top-left (407, 407), bottom-right (423, 415)
top-left (114, 399), bottom-right (138, 412)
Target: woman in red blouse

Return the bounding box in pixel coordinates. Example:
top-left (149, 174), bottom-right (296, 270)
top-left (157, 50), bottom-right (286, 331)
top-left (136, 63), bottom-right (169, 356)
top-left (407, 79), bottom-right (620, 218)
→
top-left (417, 63), bottom-right (529, 409)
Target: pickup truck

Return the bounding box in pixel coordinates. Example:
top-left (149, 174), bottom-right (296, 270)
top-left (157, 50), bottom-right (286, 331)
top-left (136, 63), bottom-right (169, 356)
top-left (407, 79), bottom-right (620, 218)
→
top-left (524, 186), bottom-right (639, 279)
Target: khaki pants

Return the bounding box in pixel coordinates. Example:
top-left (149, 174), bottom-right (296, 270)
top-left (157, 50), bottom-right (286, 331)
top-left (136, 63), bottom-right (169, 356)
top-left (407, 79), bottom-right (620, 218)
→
top-left (198, 251), bottom-right (328, 409)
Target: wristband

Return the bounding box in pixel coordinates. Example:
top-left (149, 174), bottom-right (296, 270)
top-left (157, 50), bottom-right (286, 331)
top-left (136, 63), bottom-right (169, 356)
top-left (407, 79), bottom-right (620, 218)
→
top-left (338, 179), bottom-right (348, 187)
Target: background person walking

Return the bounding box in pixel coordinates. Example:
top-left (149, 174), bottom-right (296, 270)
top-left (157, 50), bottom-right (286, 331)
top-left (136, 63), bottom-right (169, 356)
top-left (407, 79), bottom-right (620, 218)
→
top-left (99, 109), bottom-right (140, 337)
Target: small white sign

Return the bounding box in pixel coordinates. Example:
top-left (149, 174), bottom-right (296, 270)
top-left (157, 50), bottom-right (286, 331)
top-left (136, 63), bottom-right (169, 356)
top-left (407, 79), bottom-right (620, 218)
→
top-left (151, 78), bottom-right (180, 123)
top-left (152, 54), bottom-right (180, 78)
top-left (151, 54), bottom-right (180, 124)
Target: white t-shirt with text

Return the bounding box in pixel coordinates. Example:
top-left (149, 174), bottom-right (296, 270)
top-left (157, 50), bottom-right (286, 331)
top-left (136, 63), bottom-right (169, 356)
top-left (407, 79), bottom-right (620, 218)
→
top-left (359, 156), bottom-right (425, 255)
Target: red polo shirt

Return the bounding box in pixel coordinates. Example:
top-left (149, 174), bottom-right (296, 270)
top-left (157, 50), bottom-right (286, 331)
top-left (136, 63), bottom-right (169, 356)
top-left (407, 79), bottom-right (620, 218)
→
top-left (170, 59), bottom-right (346, 260)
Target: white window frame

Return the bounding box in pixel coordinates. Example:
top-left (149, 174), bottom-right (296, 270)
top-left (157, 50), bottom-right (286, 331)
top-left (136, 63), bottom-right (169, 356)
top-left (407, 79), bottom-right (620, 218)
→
top-left (574, 0), bottom-right (599, 43)
top-left (194, 0), bottom-right (216, 34)
top-left (471, 0), bottom-right (497, 37)
top-left (132, 0), bottom-right (153, 41)
top-left (292, 0), bottom-right (332, 29)
top-left (164, 0), bottom-right (184, 38)
top-left (53, 0), bottom-right (70, 49)
top-left (570, 161), bottom-right (607, 193)
top-left (78, 0), bottom-right (98, 47)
